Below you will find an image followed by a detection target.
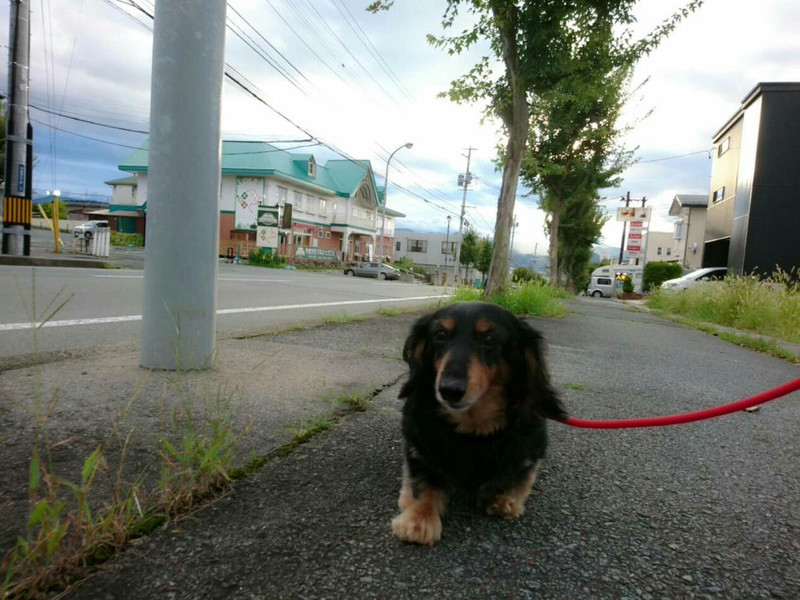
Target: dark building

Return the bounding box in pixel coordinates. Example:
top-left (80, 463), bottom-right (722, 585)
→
top-left (706, 82), bottom-right (800, 275)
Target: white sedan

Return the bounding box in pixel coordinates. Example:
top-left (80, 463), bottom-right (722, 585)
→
top-left (661, 267), bottom-right (727, 291)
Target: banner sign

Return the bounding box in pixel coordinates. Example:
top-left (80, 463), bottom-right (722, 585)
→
top-left (256, 206), bottom-right (279, 248)
top-left (617, 207), bottom-right (651, 222)
top-left (295, 246), bottom-right (338, 261)
top-left (235, 176), bottom-right (265, 230)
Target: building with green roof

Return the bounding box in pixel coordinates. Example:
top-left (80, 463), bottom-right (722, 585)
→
top-left (110, 140), bottom-right (405, 261)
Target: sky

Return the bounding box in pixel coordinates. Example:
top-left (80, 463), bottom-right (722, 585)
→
top-left (3, 0), bottom-right (800, 256)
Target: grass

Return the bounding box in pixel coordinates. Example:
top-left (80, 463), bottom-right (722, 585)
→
top-left (564, 383), bottom-right (588, 390)
top-left (335, 391), bottom-right (372, 412)
top-left (443, 280), bottom-right (567, 318)
top-left (109, 232), bottom-right (144, 247)
top-left (647, 273), bottom-right (800, 344)
top-left (321, 312), bottom-right (366, 325)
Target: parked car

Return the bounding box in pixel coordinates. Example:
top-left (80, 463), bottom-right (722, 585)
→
top-left (343, 262), bottom-right (399, 280)
top-left (73, 220), bottom-right (109, 239)
top-left (661, 267), bottom-right (727, 291)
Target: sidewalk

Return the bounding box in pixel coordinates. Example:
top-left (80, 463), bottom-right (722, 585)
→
top-left (1, 299), bottom-right (798, 599)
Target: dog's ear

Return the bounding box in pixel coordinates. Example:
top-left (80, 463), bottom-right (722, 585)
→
top-left (517, 318), bottom-right (567, 422)
top-left (399, 312), bottom-right (434, 398)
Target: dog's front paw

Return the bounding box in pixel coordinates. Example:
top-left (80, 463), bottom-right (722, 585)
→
top-left (391, 508), bottom-right (442, 546)
top-left (486, 495), bottom-right (525, 520)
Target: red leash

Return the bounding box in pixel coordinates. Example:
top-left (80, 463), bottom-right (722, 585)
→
top-left (561, 377), bottom-right (800, 429)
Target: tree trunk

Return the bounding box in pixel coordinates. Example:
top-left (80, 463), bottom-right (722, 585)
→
top-left (485, 4), bottom-right (527, 297)
top-left (548, 195), bottom-right (562, 287)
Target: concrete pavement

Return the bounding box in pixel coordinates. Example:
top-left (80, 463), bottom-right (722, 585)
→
top-left (0, 297), bottom-right (798, 598)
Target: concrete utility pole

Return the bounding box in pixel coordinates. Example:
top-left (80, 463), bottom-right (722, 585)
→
top-left (140, 1), bottom-right (227, 370)
top-left (2, 0), bottom-right (33, 256)
top-left (453, 147), bottom-right (475, 284)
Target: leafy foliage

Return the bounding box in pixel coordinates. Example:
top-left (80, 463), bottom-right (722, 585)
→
top-left (642, 261), bottom-right (683, 292)
top-left (477, 236), bottom-right (493, 277)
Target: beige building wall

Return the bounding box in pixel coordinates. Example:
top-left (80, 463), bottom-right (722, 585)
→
top-left (706, 117), bottom-right (743, 242)
top-left (645, 231), bottom-right (681, 264)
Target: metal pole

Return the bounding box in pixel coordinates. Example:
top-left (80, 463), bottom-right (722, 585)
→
top-left (453, 147), bottom-right (474, 283)
top-left (618, 191), bottom-right (631, 263)
top-left (2, 0), bottom-right (33, 256)
top-left (140, 0), bottom-right (227, 370)
top-left (378, 142), bottom-right (412, 279)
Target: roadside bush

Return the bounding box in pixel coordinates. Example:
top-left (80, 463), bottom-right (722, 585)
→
top-left (622, 275), bottom-right (634, 293)
top-left (642, 261), bottom-right (683, 292)
top-left (248, 250), bottom-right (286, 268)
top-left (512, 266), bottom-right (547, 285)
top-left (110, 232), bottom-right (144, 247)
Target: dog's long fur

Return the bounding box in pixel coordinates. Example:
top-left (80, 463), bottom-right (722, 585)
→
top-left (391, 302), bottom-right (566, 546)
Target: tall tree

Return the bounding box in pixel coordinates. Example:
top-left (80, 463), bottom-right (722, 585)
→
top-left (458, 228), bottom-right (480, 280)
top-left (556, 192), bottom-right (607, 291)
top-left (477, 236), bottom-right (494, 279)
top-left (370, 0), bottom-right (703, 295)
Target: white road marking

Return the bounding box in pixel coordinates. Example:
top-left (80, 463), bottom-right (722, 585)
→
top-left (0, 295), bottom-right (448, 332)
top-left (93, 275), bottom-right (290, 283)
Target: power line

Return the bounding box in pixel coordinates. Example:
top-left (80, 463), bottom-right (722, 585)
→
top-left (637, 149), bottom-right (710, 164)
top-left (328, 0), bottom-right (413, 100)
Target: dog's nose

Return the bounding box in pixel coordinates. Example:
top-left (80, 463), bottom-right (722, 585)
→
top-left (438, 378), bottom-right (466, 406)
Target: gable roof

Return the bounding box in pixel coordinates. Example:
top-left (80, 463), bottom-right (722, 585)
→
top-left (669, 194), bottom-right (708, 216)
top-left (118, 140), bottom-right (377, 200)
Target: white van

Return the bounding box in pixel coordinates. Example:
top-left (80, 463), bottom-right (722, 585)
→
top-left (587, 265), bottom-right (644, 297)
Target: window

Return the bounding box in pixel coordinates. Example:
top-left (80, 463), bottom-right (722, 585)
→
top-left (278, 187), bottom-right (288, 204)
top-left (319, 199), bottom-right (327, 216)
top-left (441, 241), bottom-right (456, 255)
top-left (409, 240), bottom-right (427, 253)
top-left (666, 248), bottom-right (672, 256)
top-left (597, 278), bottom-right (612, 286)
top-left (674, 221), bottom-right (683, 240)
top-left (294, 191), bottom-right (303, 211)
top-left (657, 247), bottom-right (662, 255)
top-left (396, 241), bottom-right (401, 251)
top-left (325, 231), bottom-right (331, 239)
top-left (317, 227), bottom-right (324, 238)
top-left (717, 136), bottom-right (731, 157)
top-left (712, 187), bottom-right (725, 203)
top-left (307, 195), bottom-right (318, 213)
top-left (308, 157), bottom-right (316, 178)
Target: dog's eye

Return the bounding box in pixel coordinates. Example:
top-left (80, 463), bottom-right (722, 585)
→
top-left (433, 330), bottom-right (448, 344)
top-left (480, 333), bottom-right (498, 348)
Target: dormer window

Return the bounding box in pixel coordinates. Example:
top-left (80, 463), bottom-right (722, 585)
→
top-left (308, 156), bottom-right (316, 178)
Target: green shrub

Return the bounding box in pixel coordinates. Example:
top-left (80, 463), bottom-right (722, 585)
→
top-left (642, 261), bottom-right (683, 292)
top-left (445, 280), bottom-right (566, 318)
top-left (247, 250), bottom-right (286, 268)
top-left (622, 275), bottom-right (634, 293)
top-left (512, 266), bottom-right (547, 285)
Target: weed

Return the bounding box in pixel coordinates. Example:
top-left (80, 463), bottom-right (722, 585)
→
top-left (441, 280), bottom-right (566, 318)
top-left (648, 274), bottom-right (800, 344)
top-left (287, 418), bottom-right (334, 445)
top-left (376, 307), bottom-right (400, 317)
top-left (322, 312), bottom-right (366, 325)
top-left (564, 383), bottom-right (587, 390)
top-left (335, 391), bottom-right (371, 412)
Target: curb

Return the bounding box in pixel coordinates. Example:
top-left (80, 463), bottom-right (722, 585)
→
top-left (0, 255), bottom-right (109, 269)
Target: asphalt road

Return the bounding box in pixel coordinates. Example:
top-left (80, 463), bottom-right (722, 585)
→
top-left (0, 264), bottom-right (447, 359)
top-left (69, 297), bottom-right (800, 599)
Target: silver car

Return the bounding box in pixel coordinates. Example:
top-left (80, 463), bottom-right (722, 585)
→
top-left (343, 262), bottom-right (399, 280)
top-left (661, 267), bottom-right (727, 291)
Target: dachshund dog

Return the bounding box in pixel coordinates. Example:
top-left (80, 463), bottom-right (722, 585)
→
top-left (391, 302), bottom-right (566, 546)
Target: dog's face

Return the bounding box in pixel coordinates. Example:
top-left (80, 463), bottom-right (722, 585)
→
top-left (401, 302), bottom-right (565, 423)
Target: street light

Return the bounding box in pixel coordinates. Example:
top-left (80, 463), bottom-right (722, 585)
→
top-left (444, 215), bottom-right (451, 284)
top-left (378, 142), bottom-right (413, 279)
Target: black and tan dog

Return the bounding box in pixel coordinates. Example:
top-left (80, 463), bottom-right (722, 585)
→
top-left (391, 302), bottom-right (566, 546)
